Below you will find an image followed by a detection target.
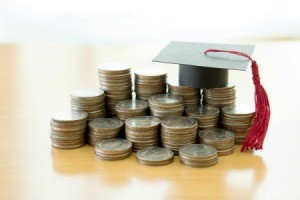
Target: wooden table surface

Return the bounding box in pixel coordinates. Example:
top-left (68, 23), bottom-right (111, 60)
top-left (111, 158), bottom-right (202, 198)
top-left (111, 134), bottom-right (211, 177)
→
top-left (1, 42), bottom-right (300, 200)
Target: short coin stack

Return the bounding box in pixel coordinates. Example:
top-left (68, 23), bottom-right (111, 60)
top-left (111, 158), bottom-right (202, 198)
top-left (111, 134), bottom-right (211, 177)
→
top-left (50, 110), bottom-right (87, 149)
top-left (115, 99), bottom-right (149, 121)
top-left (179, 144), bottom-right (218, 167)
top-left (168, 81), bottom-right (200, 108)
top-left (198, 128), bottom-right (235, 156)
top-left (94, 138), bottom-right (132, 161)
top-left (185, 105), bottom-right (219, 130)
top-left (88, 118), bottom-right (124, 146)
top-left (125, 116), bottom-right (160, 151)
top-left (70, 88), bottom-right (106, 120)
top-left (203, 84), bottom-right (236, 108)
top-left (134, 68), bottom-right (167, 100)
top-left (136, 147), bottom-right (174, 166)
top-left (148, 94), bottom-right (184, 119)
top-left (221, 104), bottom-right (255, 144)
top-left (98, 63), bottom-right (132, 116)
top-left (161, 116), bottom-right (198, 154)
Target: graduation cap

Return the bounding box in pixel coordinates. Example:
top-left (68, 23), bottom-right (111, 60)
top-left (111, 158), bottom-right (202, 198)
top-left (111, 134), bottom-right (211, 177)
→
top-left (153, 41), bottom-right (270, 151)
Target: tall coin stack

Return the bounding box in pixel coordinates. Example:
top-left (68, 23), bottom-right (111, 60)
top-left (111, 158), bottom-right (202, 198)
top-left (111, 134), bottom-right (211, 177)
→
top-left (70, 88), bottom-right (106, 121)
top-left (161, 116), bottom-right (198, 154)
top-left (50, 110), bottom-right (87, 149)
top-left (88, 118), bottom-right (124, 146)
top-left (198, 128), bottom-right (235, 156)
top-left (221, 104), bottom-right (254, 144)
top-left (134, 68), bottom-right (167, 100)
top-left (168, 81), bottom-right (200, 108)
top-left (203, 84), bottom-right (236, 108)
top-left (125, 116), bottom-right (160, 151)
top-left (98, 63), bottom-right (132, 116)
top-left (179, 144), bottom-right (218, 167)
top-left (115, 99), bottom-right (149, 121)
top-left (148, 94), bottom-right (184, 119)
top-left (185, 105), bottom-right (219, 130)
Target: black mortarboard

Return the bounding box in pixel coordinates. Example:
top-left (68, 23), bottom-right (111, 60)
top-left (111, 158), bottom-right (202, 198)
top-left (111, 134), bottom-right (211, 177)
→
top-left (153, 41), bottom-right (255, 89)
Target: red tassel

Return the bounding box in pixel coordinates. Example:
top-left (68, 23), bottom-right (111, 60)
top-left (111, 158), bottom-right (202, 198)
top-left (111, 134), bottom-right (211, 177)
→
top-left (204, 49), bottom-right (271, 151)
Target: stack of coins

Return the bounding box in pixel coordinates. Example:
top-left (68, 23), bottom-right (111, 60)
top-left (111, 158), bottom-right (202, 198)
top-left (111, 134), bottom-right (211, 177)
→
top-left (221, 104), bottom-right (255, 144)
top-left (88, 118), bottom-right (124, 146)
top-left (125, 116), bottom-right (160, 151)
top-left (185, 105), bottom-right (219, 130)
top-left (98, 63), bottom-right (132, 115)
top-left (115, 99), bottom-right (149, 121)
top-left (136, 147), bottom-right (174, 166)
top-left (161, 116), bottom-right (198, 154)
top-left (70, 88), bottom-right (106, 120)
top-left (198, 128), bottom-right (235, 156)
top-left (50, 110), bottom-right (87, 149)
top-left (203, 84), bottom-right (236, 108)
top-left (168, 81), bottom-right (200, 108)
top-left (134, 68), bottom-right (167, 100)
top-left (94, 138), bottom-right (132, 161)
top-left (148, 94), bottom-right (184, 119)
top-left (179, 144), bottom-right (218, 167)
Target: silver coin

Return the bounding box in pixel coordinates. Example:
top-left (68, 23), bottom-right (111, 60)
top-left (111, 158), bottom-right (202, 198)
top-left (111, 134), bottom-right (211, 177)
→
top-left (95, 138), bottom-right (132, 153)
top-left (71, 88), bottom-right (104, 98)
top-left (179, 144), bottom-right (217, 158)
top-left (199, 128), bottom-right (234, 141)
top-left (134, 68), bottom-right (167, 77)
top-left (185, 105), bottom-right (219, 117)
top-left (52, 110), bottom-right (88, 122)
top-left (161, 116), bottom-right (197, 129)
top-left (222, 104), bottom-right (255, 116)
top-left (148, 94), bottom-right (183, 105)
top-left (116, 100), bottom-right (148, 111)
top-left (137, 147), bottom-right (174, 163)
top-left (89, 118), bottom-right (124, 130)
top-left (125, 116), bottom-right (160, 128)
top-left (98, 63), bottom-right (131, 73)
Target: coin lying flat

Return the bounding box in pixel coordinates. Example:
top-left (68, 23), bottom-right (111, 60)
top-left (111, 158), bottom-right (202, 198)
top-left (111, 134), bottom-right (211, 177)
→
top-left (220, 104), bottom-right (255, 144)
top-left (98, 63), bottom-right (132, 116)
top-left (198, 128), bottom-right (235, 156)
top-left (134, 68), bottom-right (167, 100)
top-left (203, 84), bottom-right (236, 108)
top-left (50, 110), bottom-right (87, 149)
top-left (136, 147), bottom-right (174, 166)
top-left (161, 116), bottom-right (197, 154)
top-left (95, 138), bottom-right (132, 161)
top-left (115, 100), bottom-right (149, 121)
top-left (125, 116), bottom-right (160, 151)
top-left (179, 144), bottom-right (218, 167)
top-left (88, 118), bottom-right (124, 146)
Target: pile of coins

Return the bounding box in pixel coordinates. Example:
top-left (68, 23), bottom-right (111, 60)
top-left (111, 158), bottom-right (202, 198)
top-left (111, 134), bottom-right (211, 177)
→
top-left (179, 144), bottom-right (218, 167)
top-left (199, 128), bottom-right (235, 156)
top-left (203, 84), bottom-right (236, 108)
top-left (98, 63), bottom-right (132, 115)
top-left (221, 104), bottom-right (254, 144)
top-left (94, 138), bottom-right (132, 160)
top-left (88, 118), bottom-right (124, 146)
top-left (134, 68), bottom-right (167, 100)
top-left (125, 116), bottom-right (160, 151)
top-left (168, 81), bottom-right (200, 108)
top-left (185, 105), bottom-right (219, 130)
top-left (115, 100), bottom-right (149, 121)
top-left (161, 116), bottom-right (198, 154)
top-left (148, 94), bottom-right (184, 119)
top-left (136, 147), bottom-right (174, 166)
top-left (50, 110), bottom-right (87, 149)
top-left (70, 88), bottom-right (106, 120)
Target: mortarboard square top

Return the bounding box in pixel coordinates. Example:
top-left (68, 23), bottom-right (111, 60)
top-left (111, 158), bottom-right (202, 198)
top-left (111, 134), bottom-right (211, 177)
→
top-left (153, 41), bottom-right (255, 89)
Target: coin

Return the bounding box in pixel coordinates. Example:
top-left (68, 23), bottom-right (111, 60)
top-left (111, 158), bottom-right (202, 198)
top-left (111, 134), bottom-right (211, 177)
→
top-left (136, 147), bottom-right (174, 166)
top-left (222, 104), bottom-right (255, 116)
top-left (95, 138), bottom-right (132, 155)
top-left (52, 110), bottom-right (88, 122)
top-left (115, 100), bottom-right (149, 121)
top-left (203, 84), bottom-right (236, 108)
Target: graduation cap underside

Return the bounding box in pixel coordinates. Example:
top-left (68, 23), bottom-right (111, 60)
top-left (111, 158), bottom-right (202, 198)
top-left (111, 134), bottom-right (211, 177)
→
top-left (153, 41), bottom-right (255, 89)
